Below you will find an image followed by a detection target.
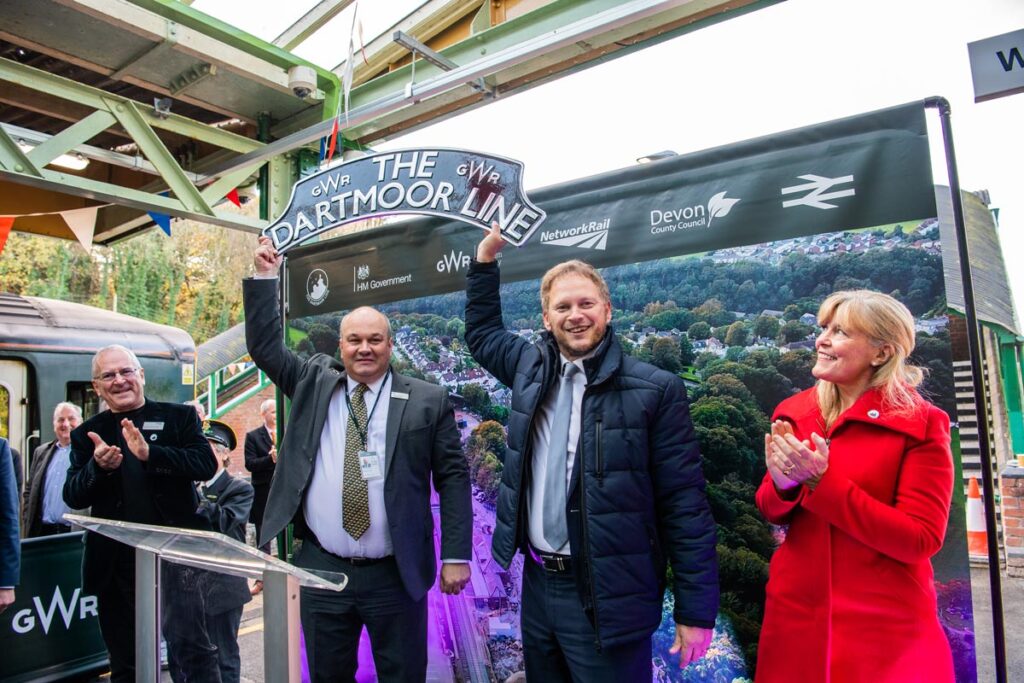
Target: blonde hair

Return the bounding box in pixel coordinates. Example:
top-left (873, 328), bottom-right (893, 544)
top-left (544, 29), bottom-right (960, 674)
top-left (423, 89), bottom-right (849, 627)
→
top-left (539, 260), bottom-right (610, 311)
top-left (815, 290), bottom-right (924, 425)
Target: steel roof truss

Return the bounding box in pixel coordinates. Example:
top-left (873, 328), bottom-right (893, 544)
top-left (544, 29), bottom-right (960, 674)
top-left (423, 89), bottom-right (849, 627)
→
top-left (0, 126), bottom-right (44, 177)
top-left (104, 96), bottom-right (213, 215)
top-left (25, 110), bottom-right (117, 169)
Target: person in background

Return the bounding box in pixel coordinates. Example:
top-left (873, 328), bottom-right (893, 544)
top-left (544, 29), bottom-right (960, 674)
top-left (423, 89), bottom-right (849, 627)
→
top-left (755, 290), bottom-right (955, 682)
top-left (0, 437), bottom-right (19, 614)
top-left (195, 419), bottom-right (253, 683)
top-left (23, 402), bottom-right (85, 537)
top-left (464, 225), bottom-right (718, 681)
top-left (63, 344), bottom-right (218, 682)
top-left (244, 398), bottom-right (276, 595)
top-left (243, 237), bottom-right (473, 682)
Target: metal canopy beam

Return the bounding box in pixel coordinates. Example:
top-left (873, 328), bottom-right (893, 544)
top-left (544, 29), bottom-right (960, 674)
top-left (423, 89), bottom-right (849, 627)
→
top-left (0, 166), bottom-right (265, 232)
top-left (273, 0), bottom-right (356, 51)
top-left (392, 30), bottom-right (492, 97)
top-left (216, 0), bottom-right (771, 179)
top-left (0, 55), bottom-right (268, 234)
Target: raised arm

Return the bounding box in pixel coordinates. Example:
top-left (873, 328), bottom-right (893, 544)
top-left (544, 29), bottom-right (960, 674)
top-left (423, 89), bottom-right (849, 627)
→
top-left (243, 237), bottom-right (304, 397)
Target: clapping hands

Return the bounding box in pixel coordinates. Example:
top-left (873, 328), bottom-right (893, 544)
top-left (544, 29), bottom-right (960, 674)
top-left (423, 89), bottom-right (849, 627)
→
top-left (764, 420), bottom-right (829, 492)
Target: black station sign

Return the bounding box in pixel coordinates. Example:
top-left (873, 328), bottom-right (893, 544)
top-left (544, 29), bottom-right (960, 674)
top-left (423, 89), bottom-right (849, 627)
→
top-left (264, 149), bottom-right (546, 254)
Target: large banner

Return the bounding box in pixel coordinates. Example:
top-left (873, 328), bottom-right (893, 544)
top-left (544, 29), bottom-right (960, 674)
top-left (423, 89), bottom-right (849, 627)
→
top-left (284, 102), bottom-right (976, 682)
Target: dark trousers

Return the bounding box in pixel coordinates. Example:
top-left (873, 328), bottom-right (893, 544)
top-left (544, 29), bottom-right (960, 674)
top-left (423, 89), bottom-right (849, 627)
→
top-left (521, 559), bottom-right (652, 683)
top-left (163, 564), bottom-right (222, 683)
top-left (296, 541), bottom-right (427, 682)
top-left (96, 570), bottom-right (137, 683)
top-left (207, 606), bottom-right (244, 683)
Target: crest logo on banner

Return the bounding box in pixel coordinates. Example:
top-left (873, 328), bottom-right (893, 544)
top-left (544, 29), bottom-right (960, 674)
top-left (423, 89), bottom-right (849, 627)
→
top-left (306, 269), bottom-right (329, 306)
top-left (264, 149), bottom-right (546, 254)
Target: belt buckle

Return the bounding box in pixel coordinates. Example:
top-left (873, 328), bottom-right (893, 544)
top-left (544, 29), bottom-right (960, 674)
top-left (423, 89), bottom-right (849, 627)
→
top-left (553, 555), bottom-right (566, 572)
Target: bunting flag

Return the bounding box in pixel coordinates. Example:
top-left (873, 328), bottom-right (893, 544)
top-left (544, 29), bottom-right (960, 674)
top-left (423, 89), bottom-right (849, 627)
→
top-left (149, 190), bottom-right (172, 236)
top-left (226, 188), bottom-right (242, 208)
top-left (0, 216), bottom-right (13, 256)
top-left (61, 206), bottom-right (99, 250)
top-left (148, 211), bottom-right (172, 236)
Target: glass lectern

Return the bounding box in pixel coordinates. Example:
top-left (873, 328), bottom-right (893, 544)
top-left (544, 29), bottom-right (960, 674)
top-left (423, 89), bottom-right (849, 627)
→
top-left (65, 514), bottom-right (346, 682)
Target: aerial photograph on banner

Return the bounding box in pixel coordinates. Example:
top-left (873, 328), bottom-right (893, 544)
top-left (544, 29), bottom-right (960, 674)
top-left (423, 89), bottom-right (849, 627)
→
top-left (287, 216), bottom-right (975, 681)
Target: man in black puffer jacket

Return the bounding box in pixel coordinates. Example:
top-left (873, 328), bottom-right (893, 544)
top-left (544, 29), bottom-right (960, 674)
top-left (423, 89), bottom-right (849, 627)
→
top-left (465, 225), bottom-right (718, 681)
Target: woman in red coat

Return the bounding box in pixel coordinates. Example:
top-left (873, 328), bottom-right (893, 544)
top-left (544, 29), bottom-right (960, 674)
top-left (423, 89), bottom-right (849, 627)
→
top-left (755, 290), bottom-right (954, 682)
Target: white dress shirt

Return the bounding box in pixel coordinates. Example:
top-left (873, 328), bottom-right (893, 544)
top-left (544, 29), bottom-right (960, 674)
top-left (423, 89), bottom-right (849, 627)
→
top-left (528, 355), bottom-right (587, 554)
top-left (304, 372), bottom-right (393, 558)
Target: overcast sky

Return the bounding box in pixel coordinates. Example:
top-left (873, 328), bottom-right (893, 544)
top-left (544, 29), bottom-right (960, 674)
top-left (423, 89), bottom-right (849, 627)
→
top-left (195, 0), bottom-right (1024, 324)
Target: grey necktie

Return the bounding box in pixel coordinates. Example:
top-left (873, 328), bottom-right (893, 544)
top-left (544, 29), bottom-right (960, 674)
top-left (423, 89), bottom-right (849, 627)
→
top-left (543, 362), bottom-right (580, 550)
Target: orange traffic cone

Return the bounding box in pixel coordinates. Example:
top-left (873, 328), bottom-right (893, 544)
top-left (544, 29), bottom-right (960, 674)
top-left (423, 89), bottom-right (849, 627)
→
top-left (967, 477), bottom-right (987, 560)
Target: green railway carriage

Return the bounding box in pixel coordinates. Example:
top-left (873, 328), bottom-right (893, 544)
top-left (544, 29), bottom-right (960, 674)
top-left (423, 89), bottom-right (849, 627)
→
top-left (0, 292), bottom-right (196, 682)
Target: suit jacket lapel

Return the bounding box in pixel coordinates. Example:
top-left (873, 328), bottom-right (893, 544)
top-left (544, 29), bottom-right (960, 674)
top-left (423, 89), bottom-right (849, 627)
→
top-left (384, 372), bottom-right (409, 481)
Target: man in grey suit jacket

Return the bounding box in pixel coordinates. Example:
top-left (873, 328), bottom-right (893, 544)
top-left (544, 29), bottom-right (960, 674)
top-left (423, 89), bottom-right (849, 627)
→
top-left (244, 237), bottom-right (473, 682)
top-left (23, 402), bottom-right (84, 537)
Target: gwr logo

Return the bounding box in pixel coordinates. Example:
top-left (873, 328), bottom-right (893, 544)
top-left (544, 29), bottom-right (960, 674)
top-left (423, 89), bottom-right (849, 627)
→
top-left (436, 250), bottom-right (471, 274)
top-left (10, 586), bottom-right (98, 635)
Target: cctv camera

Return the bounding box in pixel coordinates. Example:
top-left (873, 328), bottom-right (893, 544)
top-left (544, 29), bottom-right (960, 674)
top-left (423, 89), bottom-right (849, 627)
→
top-left (288, 65), bottom-right (317, 99)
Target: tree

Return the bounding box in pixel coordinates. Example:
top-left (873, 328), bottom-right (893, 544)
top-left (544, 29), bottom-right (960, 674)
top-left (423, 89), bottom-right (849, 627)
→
top-left (688, 321), bottom-right (712, 340)
top-left (777, 320), bottom-right (812, 345)
top-left (752, 315), bottom-right (781, 339)
top-left (725, 321), bottom-right (750, 347)
top-left (678, 334), bottom-right (695, 366)
top-left (461, 383), bottom-right (491, 415)
top-left (307, 323), bottom-right (339, 356)
top-left (650, 337), bottom-right (681, 373)
top-left (776, 350), bottom-right (817, 390)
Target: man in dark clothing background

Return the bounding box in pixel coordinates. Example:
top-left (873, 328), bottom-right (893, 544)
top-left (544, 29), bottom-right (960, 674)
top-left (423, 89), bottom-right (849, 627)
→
top-left (63, 344), bottom-right (218, 682)
top-left (464, 225), bottom-right (719, 681)
top-left (244, 398), bottom-right (276, 585)
top-left (196, 419), bottom-right (253, 683)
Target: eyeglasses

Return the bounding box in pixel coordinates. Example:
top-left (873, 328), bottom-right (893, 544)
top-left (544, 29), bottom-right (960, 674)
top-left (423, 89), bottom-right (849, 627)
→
top-left (95, 367), bottom-right (140, 383)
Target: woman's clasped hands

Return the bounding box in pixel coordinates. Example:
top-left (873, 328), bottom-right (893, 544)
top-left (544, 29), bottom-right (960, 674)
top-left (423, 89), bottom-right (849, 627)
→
top-left (764, 420), bottom-right (829, 493)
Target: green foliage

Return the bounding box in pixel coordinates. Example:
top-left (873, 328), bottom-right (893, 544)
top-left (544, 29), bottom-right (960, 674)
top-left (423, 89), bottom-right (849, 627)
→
top-left (688, 321), bottom-right (712, 340)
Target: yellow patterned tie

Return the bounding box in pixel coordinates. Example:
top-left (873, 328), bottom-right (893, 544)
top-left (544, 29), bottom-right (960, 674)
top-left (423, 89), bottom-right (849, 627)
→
top-left (343, 383), bottom-right (371, 539)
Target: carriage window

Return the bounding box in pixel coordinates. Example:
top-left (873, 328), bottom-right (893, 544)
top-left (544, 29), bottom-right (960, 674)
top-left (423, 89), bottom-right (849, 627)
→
top-left (0, 384), bottom-right (8, 439)
top-left (67, 382), bottom-right (102, 419)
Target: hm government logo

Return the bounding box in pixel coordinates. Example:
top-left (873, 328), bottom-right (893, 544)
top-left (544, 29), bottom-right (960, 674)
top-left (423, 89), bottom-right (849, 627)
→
top-left (306, 269), bottom-right (329, 306)
top-left (650, 191), bottom-right (740, 235)
top-left (353, 263), bottom-right (413, 293)
top-left (539, 218), bottom-right (611, 251)
top-left (781, 174), bottom-right (855, 210)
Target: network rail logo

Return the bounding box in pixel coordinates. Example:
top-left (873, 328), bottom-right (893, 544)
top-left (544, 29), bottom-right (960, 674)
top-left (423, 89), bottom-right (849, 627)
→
top-left (539, 218), bottom-right (611, 250)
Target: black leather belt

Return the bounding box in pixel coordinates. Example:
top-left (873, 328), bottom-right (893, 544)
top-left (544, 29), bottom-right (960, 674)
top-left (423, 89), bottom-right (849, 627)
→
top-left (308, 536), bottom-right (393, 566)
top-left (530, 546), bottom-right (573, 573)
top-left (39, 522), bottom-right (72, 536)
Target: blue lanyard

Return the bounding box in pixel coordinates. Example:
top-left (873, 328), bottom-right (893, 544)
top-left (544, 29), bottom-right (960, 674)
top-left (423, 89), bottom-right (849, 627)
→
top-left (344, 368), bottom-right (390, 449)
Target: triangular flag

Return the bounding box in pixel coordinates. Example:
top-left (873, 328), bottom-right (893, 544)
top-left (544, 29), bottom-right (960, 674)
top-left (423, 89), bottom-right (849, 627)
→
top-left (148, 211), bottom-right (171, 236)
top-left (60, 206), bottom-right (99, 250)
top-left (0, 216), bottom-right (13, 256)
top-left (226, 188), bottom-right (242, 208)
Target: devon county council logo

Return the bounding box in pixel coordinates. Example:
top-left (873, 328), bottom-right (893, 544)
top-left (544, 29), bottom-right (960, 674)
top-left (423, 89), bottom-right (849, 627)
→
top-left (306, 269), bottom-right (329, 306)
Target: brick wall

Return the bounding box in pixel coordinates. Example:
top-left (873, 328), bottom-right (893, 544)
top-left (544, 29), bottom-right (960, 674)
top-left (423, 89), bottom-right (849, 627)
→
top-left (1001, 465), bottom-right (1024, 576)
top-left (948, 314), bottom-right (969, 362)
top-left (217, 385), bottom-right (276, 480)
